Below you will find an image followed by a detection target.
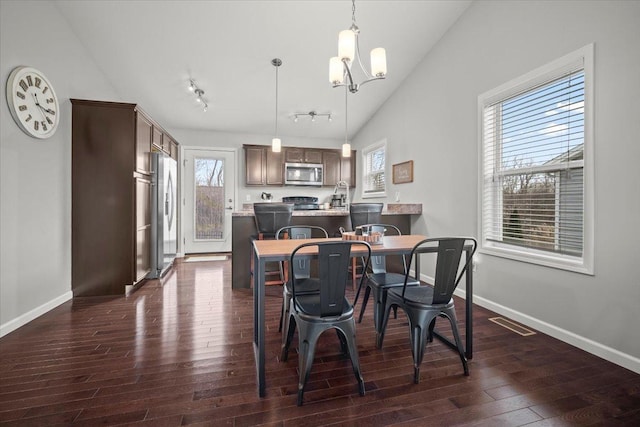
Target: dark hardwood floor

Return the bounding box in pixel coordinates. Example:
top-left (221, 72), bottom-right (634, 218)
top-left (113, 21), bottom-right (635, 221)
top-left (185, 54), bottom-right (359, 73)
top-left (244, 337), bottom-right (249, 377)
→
top-left (1, 258), bottom-right (639, 426)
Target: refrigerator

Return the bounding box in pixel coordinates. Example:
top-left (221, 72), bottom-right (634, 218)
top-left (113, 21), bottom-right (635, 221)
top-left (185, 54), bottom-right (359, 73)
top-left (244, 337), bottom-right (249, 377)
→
top-left (148, 152), bottom-right (177, 278)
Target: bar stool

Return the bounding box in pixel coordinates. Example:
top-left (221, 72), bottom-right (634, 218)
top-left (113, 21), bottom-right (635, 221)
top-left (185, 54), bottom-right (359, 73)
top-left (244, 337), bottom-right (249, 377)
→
top-left (349, 203), bottom-right (383, 288)
top-left (250, 203), bottom-right (294, 286)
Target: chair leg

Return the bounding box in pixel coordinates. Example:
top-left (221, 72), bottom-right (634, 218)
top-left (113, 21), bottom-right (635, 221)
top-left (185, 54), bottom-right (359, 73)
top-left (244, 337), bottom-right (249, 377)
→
top-left (377, 299), bottom-right (396, 349)
top-left (406, 311), bottom-right (436, 384)
top-left (296, 321), bottom-right (322, 406)
top-left (351, 258), bottom-right (357, 290)
top-left (445, 309), bottom-right (469, 376)
top-left (279, 288), bottom-right (291, 333)
top-left (337, 321), bottom-right (365, 397)
top-left (357, 286), bottom-right (371, 323)
top-left (281, 313), bottom-right (296, 362)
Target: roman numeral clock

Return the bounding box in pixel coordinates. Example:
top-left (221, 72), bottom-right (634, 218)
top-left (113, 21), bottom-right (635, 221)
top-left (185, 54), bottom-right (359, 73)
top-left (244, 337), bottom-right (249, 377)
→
top-left (6, 66), bottom-right (59, 139)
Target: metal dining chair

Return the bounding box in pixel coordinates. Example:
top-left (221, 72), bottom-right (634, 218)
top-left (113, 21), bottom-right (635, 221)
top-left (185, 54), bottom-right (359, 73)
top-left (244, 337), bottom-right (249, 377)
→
top-left (275, 225), bottom-right (329, 338)
top-left (348, 203), bottom-right (383, 288)
top-left (355, 224), bottom-right (420, 336)
top-left (281, 240), bottom-right (371, 405)
top-left (250, 203), bottom-right (294, 286)
top-left (377, 237), bottom-right (477, 383)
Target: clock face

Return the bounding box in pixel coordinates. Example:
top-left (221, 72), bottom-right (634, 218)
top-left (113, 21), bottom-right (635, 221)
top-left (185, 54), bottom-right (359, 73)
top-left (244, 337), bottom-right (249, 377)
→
top-left (6, 66), bottom-right (60, 139)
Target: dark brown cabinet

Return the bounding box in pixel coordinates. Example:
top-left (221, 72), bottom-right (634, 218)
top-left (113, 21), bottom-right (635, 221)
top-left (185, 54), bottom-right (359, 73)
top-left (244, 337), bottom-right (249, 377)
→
top-left (245, 144), bottom-right (356, 187)
top-left (323, 150), bottom-right (341, 186)
top-left (71, 99), bottom-right (179, 296)
top-left (285, 147), bottom-right (323, 164)
top-left (341, 150), bottom-right (356, 187)
top-left (245, 144), bottom-right (283, 186)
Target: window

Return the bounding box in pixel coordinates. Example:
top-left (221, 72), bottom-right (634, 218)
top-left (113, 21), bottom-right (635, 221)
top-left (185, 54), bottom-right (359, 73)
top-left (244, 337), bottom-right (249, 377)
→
top-left (362, 139), bottom-right (386, 198)
top-left (478, 45), bottom-right (593, 274)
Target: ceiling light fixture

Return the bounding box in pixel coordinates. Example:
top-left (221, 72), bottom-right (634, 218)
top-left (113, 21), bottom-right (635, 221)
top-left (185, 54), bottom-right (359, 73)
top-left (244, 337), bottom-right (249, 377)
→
top-left (329, 0), bottom-right (387, 93)
top-left (292, 111), bottom-right (332, 123)
top-left (271, 58), bottom-right (282, 153)
top-left (188, 79), bottom-right (208, 112)
top-left (342, 86), bottom-right (351, 157)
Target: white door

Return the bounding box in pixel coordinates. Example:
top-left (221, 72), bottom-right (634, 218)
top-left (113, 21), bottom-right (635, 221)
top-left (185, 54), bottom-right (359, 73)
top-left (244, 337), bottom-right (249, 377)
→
top-left (183, 148), bottom-right (235, 253)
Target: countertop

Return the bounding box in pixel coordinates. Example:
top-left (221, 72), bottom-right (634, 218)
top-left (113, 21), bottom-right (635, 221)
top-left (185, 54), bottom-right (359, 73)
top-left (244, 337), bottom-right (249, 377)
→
top-left (233, 203), bottom-right (422, 217)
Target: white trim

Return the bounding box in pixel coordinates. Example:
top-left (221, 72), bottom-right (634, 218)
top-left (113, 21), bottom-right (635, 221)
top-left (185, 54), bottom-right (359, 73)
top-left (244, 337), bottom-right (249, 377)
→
top-left (477, 44), bottom-right (594, 275)
top-left (361, 139), bottom-right (387, 199)
top-left (0, 291), bottom-right (72, 338)
top-left (413, 269), bottom-right (639, 374)
top-left (470, 294), bottom-right (640, 375)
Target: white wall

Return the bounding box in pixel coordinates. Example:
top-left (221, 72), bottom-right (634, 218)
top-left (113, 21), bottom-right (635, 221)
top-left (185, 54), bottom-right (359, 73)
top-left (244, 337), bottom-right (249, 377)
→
top-left (352, 0), bottom-right (640, 372)
top-left (0, 0), bottom-right (120, 334)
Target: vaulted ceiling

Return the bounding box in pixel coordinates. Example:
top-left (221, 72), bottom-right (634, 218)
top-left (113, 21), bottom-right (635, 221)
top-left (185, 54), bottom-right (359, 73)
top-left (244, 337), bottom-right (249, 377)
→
top-left (54, 0), bottom-right (471, 140)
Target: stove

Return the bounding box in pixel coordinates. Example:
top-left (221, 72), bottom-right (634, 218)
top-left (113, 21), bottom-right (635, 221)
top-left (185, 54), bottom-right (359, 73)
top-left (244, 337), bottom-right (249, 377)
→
top-left (282, 196), bottom-right (320, 210)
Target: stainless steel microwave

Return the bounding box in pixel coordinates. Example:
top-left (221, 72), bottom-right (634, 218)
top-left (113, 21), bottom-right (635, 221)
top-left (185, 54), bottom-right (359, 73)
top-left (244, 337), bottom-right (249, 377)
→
top-left (284, 162), bottom-right (323, 186)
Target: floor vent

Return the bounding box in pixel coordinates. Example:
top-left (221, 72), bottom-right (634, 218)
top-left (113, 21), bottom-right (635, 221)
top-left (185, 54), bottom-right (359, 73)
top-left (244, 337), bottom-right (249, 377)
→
top-left (489, 317), bottom-right (537, 336)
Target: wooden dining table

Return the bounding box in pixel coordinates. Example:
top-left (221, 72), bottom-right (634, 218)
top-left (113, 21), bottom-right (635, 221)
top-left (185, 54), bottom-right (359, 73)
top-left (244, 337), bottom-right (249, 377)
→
top-left (251, 234), bottom-right (475, 397)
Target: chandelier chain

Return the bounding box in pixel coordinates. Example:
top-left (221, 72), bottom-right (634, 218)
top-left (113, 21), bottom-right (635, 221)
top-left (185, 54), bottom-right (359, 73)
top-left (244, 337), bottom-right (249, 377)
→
top-left (352, 0), bottom-right (356, 25)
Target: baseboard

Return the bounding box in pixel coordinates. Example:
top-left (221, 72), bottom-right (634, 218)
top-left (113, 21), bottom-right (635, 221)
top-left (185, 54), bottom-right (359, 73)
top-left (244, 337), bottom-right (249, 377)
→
top-left (0, 291), bottom-right (73, 338)
top-left (453, 286), bottom-right (640, 375)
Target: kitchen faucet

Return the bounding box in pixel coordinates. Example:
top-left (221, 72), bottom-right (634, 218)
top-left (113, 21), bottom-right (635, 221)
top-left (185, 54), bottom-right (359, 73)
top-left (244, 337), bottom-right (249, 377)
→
top-left (334, 180), bottom-right (350, 210)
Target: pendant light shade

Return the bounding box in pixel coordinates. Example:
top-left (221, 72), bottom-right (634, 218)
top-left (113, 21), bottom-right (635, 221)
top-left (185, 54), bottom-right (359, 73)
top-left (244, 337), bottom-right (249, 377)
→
top-left (272, 137), bottom-right (281, 153)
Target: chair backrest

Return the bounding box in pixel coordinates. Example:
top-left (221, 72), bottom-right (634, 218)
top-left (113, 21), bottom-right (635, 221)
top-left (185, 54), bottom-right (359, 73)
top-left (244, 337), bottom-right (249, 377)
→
top-left (404, 237), bottom-right (477, 305)
top-left (276, 226), bottom-right (329, 279)
top-left (253, 203), bottom-right (294, 237)
top-left (290, 241), bottom-right (371, 317)
top-left (349, 203), bottom-right (383, 230)
top-left (359, 223), bottom-right (403, 274)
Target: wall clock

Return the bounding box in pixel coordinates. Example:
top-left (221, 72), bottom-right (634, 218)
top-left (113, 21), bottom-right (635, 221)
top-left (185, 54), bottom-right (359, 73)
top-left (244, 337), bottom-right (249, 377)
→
top-left (6, 66), bottom-right (60, 139)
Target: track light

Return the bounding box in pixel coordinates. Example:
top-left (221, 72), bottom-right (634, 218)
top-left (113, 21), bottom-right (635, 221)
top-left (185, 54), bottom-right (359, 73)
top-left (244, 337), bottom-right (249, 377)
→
top-left (291, 111), bottom-right (332, 123)
top-left (187, 79), bottom-right (208, 112)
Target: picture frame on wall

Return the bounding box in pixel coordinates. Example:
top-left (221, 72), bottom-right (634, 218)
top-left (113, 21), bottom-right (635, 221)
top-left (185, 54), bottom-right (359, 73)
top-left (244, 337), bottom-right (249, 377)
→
top-left (392, 160), bottom-right (414, 184)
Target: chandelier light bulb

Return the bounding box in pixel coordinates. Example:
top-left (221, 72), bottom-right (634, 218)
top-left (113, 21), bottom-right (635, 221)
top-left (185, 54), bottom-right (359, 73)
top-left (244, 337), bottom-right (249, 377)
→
top-left (329, 57), bottom-right (344, 84)
top-left (370, 48), bottom-right (387, 77)
top-left (338, 30), bottom-right (356, 62)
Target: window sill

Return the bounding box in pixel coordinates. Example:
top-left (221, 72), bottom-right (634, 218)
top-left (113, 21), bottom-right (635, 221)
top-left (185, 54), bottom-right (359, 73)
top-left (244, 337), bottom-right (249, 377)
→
top-left (362, 191), bottom-right (386, 199)
top-left (480, 242), bottom-right (593, 275)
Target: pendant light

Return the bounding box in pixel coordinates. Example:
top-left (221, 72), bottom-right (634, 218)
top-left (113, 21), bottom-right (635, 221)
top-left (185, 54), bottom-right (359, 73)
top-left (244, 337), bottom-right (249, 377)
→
top-left (342, 85), bottom-right (351, 157)
top-left (271, 58), bottom-right (282, 153)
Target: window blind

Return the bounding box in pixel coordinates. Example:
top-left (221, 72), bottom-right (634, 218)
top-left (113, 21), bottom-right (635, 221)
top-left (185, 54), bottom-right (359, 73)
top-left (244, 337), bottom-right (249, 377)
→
top-left (482, 69), bottom-right (585, 256)
top-left (364, 144), bottom-right (385, 194)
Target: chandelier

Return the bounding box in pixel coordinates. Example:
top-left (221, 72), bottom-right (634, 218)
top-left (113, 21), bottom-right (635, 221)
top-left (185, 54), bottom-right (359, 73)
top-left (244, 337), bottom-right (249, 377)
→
top-left (329, 0), bottom-right (387, 93)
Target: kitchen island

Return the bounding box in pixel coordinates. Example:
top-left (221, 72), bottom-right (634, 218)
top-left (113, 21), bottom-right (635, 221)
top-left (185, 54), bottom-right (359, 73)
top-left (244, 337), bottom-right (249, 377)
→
top-left (231, 204), bottom-right (422, 289)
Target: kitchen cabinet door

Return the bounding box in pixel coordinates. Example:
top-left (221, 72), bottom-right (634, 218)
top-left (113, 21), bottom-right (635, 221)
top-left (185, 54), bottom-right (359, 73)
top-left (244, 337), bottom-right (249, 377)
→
top-left (341, 151), bottom-right (356, 187)
top-left (323, 150), bottom-right (340, 186)
top-left (304, 150), bottom-right (323, 164)
top-left (136, 113), bottom-right (152, 174)
top-left (245, 146), bottom-right (266, 185)
top-left (266, 148), bottom-right (283, 185)
top-left (285, 147), bottom-right (304, 163)
top-left (152, 126), bottom-right (162, 151)
top-left (135, 175), bottom-right (152, 282)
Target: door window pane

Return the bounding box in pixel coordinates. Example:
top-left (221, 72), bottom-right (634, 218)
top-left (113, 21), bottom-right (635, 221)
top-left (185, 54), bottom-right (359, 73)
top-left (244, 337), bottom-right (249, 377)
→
top-left (195, 157), bottom-right (225, 240)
